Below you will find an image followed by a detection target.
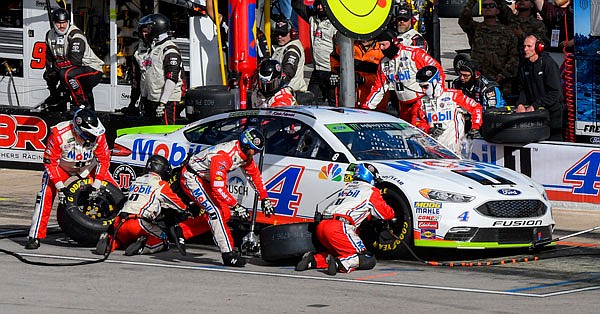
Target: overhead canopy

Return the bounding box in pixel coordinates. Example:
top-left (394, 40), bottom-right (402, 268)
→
top-left (322, 0), bottom-right (393, 40)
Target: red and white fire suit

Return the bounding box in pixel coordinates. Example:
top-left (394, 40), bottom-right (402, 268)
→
top-left (107, 172), bottom-right (187, 254)
top-left (29, 121), bottom-right (116, 239)
top-left (415, 89), bottom-right (483, 156)
top-left (313, 180), bottom-right (394, 273)
top-left (250, 86), bottom-right (297, 108)
top-left (363, 45), bottom-right (444, 121)
top-left (179, 140), bottom-right (268, 253)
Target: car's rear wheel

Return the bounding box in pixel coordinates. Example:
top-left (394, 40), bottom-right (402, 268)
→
top-left (362, 187), bottom-right (413, 259)
top-left (57, 178), bottom-right (125, 246)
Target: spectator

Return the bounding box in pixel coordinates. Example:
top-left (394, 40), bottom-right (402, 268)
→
top-left (452, 60), bottom-right (507, 110)
top-left (330, 37), bottom-right (386, 108)
top-left (292, 0), bottom-right (336, 105)
top-left (43, 8), bottom-right (103, 111)
top-left (179, 128), bottom-right (275, 267)
top-left (459, 0), bottom-right (519, 91)
top-left (94, 155), bottom-right (189, 256)
top-left (392, 2), bottom-right (428, 52)
top-left (500, 0), bottom-right (549, 47)
top-left (516, 34), bottom-right (564, 141)
top-left (534, 0), bottom-right (573, 53)
top-left (251, 59), bottom-right (297, 107)
top-left (415, 66), bottom-right (483, 157)
top-left (271, 16), bottom-right (307, 93)
top-left (136, 13), bottom-right (185, 125)
top-left (363, 30), bottom-right (445, 126)
top-left (295, 163), bottom-right (395, 276)
top-left (25, 109), bottom-right (116, 250)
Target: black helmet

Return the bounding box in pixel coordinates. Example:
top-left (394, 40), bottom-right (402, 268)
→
top-left (145, 155), bottom-right (172, 180)
top-left (239, 128), bottom-right (265, 151)
top-left (138, 13), bottom-right (171, 44)
top-left (72, 109), bottom-right (105, 145)
top-left (272, 15), bottom-right (292, 36)
top-left (416, 65), bottom-right (441, 84)
top-left (51, 8), bottom-right (70, 35)
top-left (257, 59), bottom-right (283, 96)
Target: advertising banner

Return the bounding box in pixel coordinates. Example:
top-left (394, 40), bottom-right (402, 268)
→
top-left (472, 139), bottom-right (600, 208)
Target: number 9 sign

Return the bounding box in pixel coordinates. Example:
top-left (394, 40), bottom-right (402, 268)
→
top-left (30, 41), bottom-right (47, 69)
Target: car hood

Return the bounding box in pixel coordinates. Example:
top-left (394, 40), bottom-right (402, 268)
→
top-left (373, 159), bottom-right (544, 197)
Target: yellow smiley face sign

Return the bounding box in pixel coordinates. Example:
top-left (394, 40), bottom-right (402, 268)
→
top-left (322, 0), bottom-right (393, 40)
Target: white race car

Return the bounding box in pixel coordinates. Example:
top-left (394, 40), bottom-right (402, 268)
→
top-left (110, 106), bottom-right (554, 257)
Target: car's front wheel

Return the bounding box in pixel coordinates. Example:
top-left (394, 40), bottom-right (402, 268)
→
top-left (362, 187), bottom-right (413, 259)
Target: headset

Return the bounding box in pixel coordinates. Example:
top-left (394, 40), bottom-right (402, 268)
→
top-left (533, 35), bottom-right (545, 54)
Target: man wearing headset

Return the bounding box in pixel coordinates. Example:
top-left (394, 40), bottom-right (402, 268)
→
top-left (516, 34), bottom-right (564, 141)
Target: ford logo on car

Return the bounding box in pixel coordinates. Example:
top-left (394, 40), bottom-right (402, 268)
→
top-left (498, 188), bottom-right (521, 196)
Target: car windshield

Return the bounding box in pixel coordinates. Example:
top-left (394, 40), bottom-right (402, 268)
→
top-left (325, 122), bottom-right (457, 160)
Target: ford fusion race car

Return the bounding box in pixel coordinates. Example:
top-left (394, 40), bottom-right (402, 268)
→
top-left (109, 106), bottom-right (554, 257)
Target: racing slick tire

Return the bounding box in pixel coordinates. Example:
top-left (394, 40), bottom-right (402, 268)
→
top-left (361, 187), bottom-right (413, 259)
top-left (57, 178), bottom-right (125, 246)
top-left (481, 107), bottom-right (551, 144)
top-left (185, 85), bottom-right (236, 122)
top-left (259, 222), bottom-right (319, 263)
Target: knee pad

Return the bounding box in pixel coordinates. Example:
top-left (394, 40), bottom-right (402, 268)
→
top-left (357, 252), bottom-right (376, 270)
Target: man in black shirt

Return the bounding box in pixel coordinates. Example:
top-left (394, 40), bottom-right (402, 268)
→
top-left (516, 34), bottom-right (564, 140)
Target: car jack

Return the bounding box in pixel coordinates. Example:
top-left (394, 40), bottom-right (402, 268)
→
top-left (531, 225), bottom-right (600, 249)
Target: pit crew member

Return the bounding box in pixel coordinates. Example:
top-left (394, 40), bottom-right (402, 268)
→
top-left (179, 128), bottom-right (275, 267)
top-left (43, 8), bottom-right (103, 111)
top-left (251, 59), bottom-right (297, 108)
top-left (94, 155), bottom-right (189, 256)
top-left (26, 109), bottom-right (116, 249)
top-left (415, 66), bottom-right (483, 157)
top-left (295, 163), bottom-right (395, 275)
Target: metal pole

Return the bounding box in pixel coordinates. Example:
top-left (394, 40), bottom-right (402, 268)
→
top-left (432, 5), bottom-right (441, 62)
top-left (338, 34), bottom-right (355, 107)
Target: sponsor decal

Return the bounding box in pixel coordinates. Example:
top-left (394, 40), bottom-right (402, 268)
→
top-left (0, 114), bottom-right (47, 151)
top-left (380, 175), bottom-right (403, 185)
top-left (319, 163), bottom-right (343, 181)
top-left (564, 151), bottom-right (600, 196)
top-left (415, 207), bottom-right (440, 215)
top-left (418, 221), bottom-right (438, 229)
top-left (417, 215), bottom-right (440, 221)
top-left (591, 137), bottom-right (600, 144)
top-left (227, 176), bottom-right (249, 197)
top-left (0, 149), bottom-right (44, 163)
top-left (497, 188), bottom-right (521, 196)
top-left (414, 201), bottom-right (441, 208)
top-left (492, 220), bottom-right (542, 227)
top-left (112, 164), bottom-right (137, 189)
top-left (213, 181), bottom-right (225, 187)
top-left (131, 139), bottom-right (188, 166)
top-left (420, 230), bottom-right (436, 239)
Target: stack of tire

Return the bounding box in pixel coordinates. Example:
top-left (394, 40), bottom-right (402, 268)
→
top-left (185, 85), bottom-right (237, 122)
top-left (481, 107), bottom-right (551, 143)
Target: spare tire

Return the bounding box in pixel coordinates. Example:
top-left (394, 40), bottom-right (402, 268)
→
top-left (260, 222), bottom-right (319, 263)
top-left (185, 85), bottom-right (236, 122)
top-left (481, 107), bottom-right (550, 143)
top-left (57, 178), bottom-right (125, 246)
